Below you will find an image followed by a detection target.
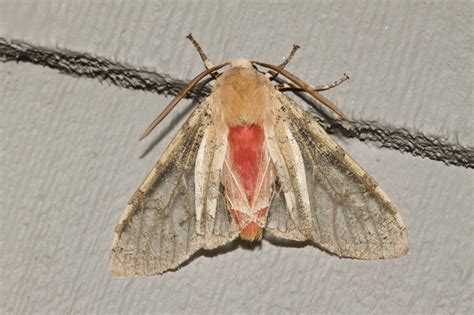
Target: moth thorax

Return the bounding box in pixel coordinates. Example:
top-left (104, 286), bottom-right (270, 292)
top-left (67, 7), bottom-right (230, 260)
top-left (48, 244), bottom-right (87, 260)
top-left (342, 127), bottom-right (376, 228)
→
top-left (213, 67), bottom-right (272, 126)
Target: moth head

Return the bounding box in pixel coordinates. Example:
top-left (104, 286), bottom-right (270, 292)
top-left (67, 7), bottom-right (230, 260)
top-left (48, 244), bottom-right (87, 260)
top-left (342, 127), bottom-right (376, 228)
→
top-left (230, 58), bottom-right (252, 69)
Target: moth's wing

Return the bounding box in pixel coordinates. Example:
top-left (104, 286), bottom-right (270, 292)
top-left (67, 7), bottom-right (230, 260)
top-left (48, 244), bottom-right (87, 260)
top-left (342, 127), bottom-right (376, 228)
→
top-left (265, 94), bottom-right (408, 259)
top-left (110, 101), bottom-right (238, 276)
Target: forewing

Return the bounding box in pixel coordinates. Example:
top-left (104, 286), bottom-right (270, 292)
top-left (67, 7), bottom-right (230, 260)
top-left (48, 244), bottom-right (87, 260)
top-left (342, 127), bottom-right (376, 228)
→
top-left (110, 101), bottom-right (238, 276)
top-left (266, 94), bottom-right (408, 259)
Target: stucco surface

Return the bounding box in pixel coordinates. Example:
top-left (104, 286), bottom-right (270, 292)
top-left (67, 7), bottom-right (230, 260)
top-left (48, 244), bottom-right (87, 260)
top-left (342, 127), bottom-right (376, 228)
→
top-left (1, 1), bottom-right (472, 314)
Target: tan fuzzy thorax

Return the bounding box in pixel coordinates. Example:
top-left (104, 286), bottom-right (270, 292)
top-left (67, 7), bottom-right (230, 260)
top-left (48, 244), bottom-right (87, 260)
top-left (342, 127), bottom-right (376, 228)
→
top-left (211, 66), bottom-right (273, 126)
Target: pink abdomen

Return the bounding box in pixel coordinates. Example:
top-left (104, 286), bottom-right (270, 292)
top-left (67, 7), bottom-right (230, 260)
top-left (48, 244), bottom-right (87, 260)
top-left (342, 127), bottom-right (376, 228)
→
top-left (228, 125), bottom-right (265, 202)
top-left (226, 124), bottom-right (269, 241)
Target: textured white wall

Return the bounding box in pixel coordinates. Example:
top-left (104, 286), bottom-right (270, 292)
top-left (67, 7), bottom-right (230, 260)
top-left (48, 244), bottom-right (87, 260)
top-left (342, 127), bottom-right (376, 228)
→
top-left (1, 1), bottom-right (472, 314)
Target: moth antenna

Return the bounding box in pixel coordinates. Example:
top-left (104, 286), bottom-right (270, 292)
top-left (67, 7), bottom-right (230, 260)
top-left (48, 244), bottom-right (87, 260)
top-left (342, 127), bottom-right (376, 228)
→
top-left (254, 61), bottom-right (348, 121)
top-left (139, 62), bottom-right (229, 140)
top-left (186, 33), bottom-right (219, 79)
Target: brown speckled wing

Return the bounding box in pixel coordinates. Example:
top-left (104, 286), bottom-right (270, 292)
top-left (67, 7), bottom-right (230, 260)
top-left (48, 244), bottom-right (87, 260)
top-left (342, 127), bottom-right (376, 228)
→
top-left (266, 93), bottom-right (408, 259)
top-left (110, 101), bottom-right (238, 276)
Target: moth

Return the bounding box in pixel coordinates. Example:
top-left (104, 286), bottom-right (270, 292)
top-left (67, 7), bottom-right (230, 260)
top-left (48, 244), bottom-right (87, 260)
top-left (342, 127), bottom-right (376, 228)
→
top-left (110, 34), bottom-right (408, 276)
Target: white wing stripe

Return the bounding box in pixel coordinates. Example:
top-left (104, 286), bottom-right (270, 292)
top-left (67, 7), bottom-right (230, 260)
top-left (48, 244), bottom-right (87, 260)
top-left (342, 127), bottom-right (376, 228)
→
top-left (194, 126), bottom-right (210, 223)
top-left (206, 129), bottom-right (228, 220)
top-left (282, 119), bottom-right (312, 214)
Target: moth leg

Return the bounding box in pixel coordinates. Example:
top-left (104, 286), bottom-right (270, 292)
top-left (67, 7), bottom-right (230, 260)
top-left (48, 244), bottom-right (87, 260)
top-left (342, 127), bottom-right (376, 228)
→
top-left (312, 73), bottom-right (350, 91)
top-left (186, 33), bottom-right (219, 79)
top-left (265, 44), bottom-right (300, 79)
top-left (275, 73), bottom-right (349, 91)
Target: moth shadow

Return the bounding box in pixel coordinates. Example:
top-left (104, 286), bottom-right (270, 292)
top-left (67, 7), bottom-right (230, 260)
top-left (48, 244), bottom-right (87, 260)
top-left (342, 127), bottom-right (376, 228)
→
top-left (172, 234), bottom-right (340, 275)
top-left (264, 233), bottom-right (342, 258)
top-left (264, 234), bottom-right (313, 248)
top-left (172, 238), bottom-right (257, 272)
top-left (174, 236), bottom-right (298, 274)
